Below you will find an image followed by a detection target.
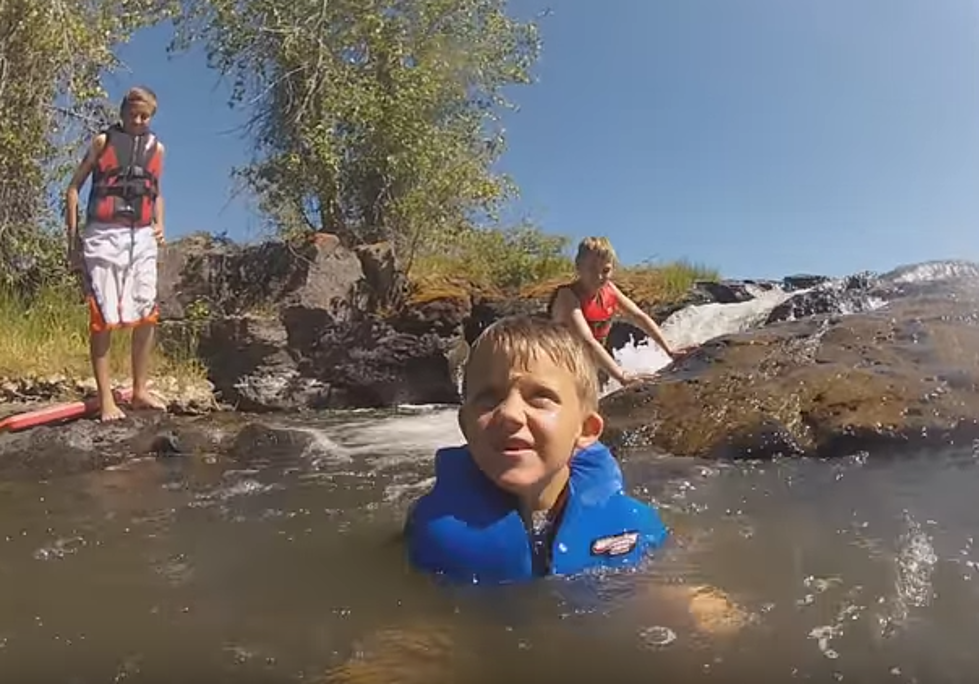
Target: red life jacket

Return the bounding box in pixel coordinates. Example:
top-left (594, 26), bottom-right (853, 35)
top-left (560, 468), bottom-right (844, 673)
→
top-left (86, 125), bottom-right (162, 227)
top-left (578, 282), bottom-right (618, 343)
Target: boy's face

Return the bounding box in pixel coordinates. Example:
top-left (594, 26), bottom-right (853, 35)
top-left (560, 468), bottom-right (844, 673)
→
top-left (122, 102), bottom-right (154, 134)
top-left (576, 254), bottom-right (614, 292)
top-left (459, 347), bottom-right (603, 499)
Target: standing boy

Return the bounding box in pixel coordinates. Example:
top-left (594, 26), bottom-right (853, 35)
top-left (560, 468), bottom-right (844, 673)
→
top-left (66, 86), bottom-right (167, 421)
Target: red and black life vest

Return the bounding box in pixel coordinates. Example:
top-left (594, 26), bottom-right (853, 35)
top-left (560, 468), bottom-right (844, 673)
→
top-left (578, 282), bottom-right (618, 343)
top-left (86, 125), bottom-right (162, 227)
top-left (548, 282), bottom-right (619, 344)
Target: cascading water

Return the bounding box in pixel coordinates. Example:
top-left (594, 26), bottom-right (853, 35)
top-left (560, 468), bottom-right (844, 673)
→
top-left (604, 284), bottom-right (798, 394)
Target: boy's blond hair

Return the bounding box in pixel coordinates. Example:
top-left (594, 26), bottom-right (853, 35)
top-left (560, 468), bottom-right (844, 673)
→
top-left (463, 315), bottom-right (600, 411)
top-left (120, 86), bottom-right (158, 118)
top-left (575, 236), bottom-right (617, 267)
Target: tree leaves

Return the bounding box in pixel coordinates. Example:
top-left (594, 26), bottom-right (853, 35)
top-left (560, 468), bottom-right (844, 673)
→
top-left (173, 0), bottom-right (542, 257)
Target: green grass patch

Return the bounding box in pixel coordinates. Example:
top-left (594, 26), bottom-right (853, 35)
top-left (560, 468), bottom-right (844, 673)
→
top-left (0, 283), bottom-right (206, 382)
top-left (408, 225), bottom-right (720, 306)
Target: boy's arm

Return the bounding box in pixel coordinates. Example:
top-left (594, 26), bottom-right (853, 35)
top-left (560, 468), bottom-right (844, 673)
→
top-left (153, 143), bottom-right (165, 241)
top-left (611, 283), bottom-right (676, 358)
top-left (65, 134), bottom-right (107, 237)
top-left (552, 288), bottom-right (630, 384)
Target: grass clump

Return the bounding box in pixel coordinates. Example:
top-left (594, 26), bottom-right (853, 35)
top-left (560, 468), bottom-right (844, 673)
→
top-left (0, 284), bottom-right (206, 383)
top-left (409, 225), bottom-right (720, 305)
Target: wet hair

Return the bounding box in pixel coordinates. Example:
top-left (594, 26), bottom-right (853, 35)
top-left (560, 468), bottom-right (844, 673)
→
top-left (575, 236), bottom-right (617, 267)
top-left (463, 315), bottom-right (600, 411)
top-left (120, 85), bottom-right (158, 118)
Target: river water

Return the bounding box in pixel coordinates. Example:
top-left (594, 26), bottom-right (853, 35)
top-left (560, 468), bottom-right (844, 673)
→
top-left (3, 277), bottom-right (979, 682)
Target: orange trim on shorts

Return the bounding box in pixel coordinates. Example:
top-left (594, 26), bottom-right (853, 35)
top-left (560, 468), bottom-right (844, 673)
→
top-left (87, 296), bottom-right (159, 333)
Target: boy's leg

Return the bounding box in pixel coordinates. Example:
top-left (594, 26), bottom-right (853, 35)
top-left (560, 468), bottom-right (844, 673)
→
top-left (131, 323), bottom-right (165, 410)
top-left (128, 225), bottom-right (166, 411)
top-left (90, 329), bottom-right (125, 421)
top-left (81, 226), bottom-right (125, 422)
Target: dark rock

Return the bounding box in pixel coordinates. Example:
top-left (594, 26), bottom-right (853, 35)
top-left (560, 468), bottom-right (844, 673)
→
top-left (157, 232), bottom-right (369, 322)
top-left (464, 296), bottom-right (548, 344)
top-left (298, 317), bottom-right (461, 408)
top-left (157, 234), bottom-right (464, 411)
top-left (765, 281), bottom-right (884, 325)
top-left (195, 315), bottom-right (306, 412)
top-left (783, 274), bottom-right (831, 291)
top-left (692, 279), bottom-right (776, 304)
top-left (354, 241), bottom-right (410, 312)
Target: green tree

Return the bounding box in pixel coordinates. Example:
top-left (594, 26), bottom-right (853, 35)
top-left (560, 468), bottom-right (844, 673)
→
top-left (173, 0), bottom-right (542, 262)
top-left (0, 0), bottom-right (172, 293)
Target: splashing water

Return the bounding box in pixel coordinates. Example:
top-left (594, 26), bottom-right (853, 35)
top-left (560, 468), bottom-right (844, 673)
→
top-left (604, 285), bottom-right (798, 394)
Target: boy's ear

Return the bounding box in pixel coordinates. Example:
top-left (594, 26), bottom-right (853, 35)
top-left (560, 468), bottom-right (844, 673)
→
top-left (576, 409), bottom-right (604, 449)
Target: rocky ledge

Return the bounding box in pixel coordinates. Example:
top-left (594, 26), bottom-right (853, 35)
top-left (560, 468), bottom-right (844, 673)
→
top-left (5, 227), bottom-right (979, 468)
top-left (602, 260), bottom-right (979, 459)
top-left (149, 233), bottom-right (787, 412)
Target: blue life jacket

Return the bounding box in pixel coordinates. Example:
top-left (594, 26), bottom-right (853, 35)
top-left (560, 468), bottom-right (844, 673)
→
top-left (404, 441), bottom-right (669, 585)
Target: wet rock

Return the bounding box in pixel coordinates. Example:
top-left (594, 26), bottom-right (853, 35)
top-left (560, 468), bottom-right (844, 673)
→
top-left (192, 314), bottom-right (302, 412)
top-left (0, 409), bottom-right (289, 478)
top-left (0, 412), bottom-right (228, 479)
top-left (783, 274), bottom-right (831, 291)
top-left (601, 289), bottom-right (979, 459)
top-left (227, 422), bottom-right (324, 463)
top-left (297, 317), bottom-right (461, 408)
top-left (692, 279), bottom-right (776, 304)
top-left (765, 280), bottom-right (885, 325)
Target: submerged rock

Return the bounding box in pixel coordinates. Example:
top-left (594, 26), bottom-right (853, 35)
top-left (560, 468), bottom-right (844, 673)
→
top-left (0, 411), bottom-right (329, 480)
top-left (602, 282), bottom-right (979, 459)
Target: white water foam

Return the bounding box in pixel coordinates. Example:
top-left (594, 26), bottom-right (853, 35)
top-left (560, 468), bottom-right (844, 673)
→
top-left (603, 285), bottom-right (797, 394)
top-left (882, 260), bottom-right (979, 285)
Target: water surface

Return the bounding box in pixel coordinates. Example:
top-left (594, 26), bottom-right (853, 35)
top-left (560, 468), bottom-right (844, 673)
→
top-left (2, 407), bottom-right (978, 682)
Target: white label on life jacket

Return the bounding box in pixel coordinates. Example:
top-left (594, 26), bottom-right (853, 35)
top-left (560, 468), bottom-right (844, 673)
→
top-left (590, 531), bottom-right (639, 557)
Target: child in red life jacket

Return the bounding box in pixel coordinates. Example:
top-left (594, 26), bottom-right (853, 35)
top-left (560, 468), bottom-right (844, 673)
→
top-left (65, 86), bottom-right (168, 422)
top-left (550, 236), bottom-right (687, 387)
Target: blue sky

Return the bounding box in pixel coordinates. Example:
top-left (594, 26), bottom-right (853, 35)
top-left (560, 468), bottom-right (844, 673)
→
top-left (104, 0), bottom-right (979, 280)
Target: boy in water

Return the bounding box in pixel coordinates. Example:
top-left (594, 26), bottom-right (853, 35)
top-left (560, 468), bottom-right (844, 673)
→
top-left (405, 315), bottom-right (668, 583)
top-left (66, 86), bottom-right (167, 421)
top-left (550, 236), bottom-right (687, 387)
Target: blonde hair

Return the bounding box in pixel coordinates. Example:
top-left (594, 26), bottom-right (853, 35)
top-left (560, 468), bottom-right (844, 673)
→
top-left (463, 315), bottom-right (600, 410)
top-left (575, 236), bottom-right (617, 267)
top-left (120, 86), bottom-right (158, 118)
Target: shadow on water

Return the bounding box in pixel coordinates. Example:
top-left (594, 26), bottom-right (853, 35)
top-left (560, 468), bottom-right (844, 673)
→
top-left (3, 407), bottom-right (979, 682)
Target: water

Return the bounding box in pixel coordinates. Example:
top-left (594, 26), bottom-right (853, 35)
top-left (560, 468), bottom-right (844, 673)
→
top-left (5, 275), bottom-right (979, 681)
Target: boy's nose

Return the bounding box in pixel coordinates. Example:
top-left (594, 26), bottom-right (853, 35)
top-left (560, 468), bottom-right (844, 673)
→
top-left (493, 392), bottom-right (526, 427)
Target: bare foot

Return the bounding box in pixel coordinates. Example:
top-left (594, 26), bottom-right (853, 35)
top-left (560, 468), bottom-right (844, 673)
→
top-left (99, 401), bottom-right (126, 422)
top-left (130, 391), bottom-right (168, 411)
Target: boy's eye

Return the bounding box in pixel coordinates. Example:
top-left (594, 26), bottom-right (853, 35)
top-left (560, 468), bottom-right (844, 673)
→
top-left (527, 388), bottom-right (560, 406)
